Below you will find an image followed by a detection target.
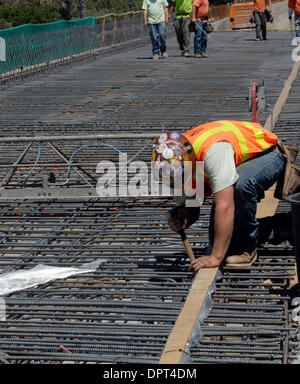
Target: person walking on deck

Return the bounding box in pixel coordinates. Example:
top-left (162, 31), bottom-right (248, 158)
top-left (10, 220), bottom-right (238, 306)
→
top-left (143, 0), bottom-right (169, 59)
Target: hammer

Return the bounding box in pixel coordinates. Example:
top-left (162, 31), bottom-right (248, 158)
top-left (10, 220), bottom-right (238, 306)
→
top-left (179, 229), bottom-right (195, 262)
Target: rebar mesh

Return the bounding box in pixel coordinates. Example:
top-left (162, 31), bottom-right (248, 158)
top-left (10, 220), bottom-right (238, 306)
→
top-left (0, 31), bottom-right (299, 364)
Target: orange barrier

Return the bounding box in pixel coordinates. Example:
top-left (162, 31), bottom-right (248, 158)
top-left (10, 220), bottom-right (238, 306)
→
top-left (229, 2), bottom-right (255, 29)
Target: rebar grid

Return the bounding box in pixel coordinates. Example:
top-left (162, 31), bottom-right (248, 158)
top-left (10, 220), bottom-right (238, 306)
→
top-left (0, 198), bottom-right (205, 363)
top-left (0, 32), bottom-right (298, 364)
top-left (0, 138), bottom-right (155, 189)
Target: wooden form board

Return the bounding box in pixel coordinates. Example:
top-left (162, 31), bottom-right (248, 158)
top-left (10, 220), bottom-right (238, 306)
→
top-left (159, 267), bottom-right (218, 364)
top-left (264, 59), bottom-right (300, 132)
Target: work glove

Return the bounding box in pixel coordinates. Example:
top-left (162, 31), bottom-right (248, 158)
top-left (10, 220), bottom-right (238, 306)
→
top-left (168, 206), bottom-right (187, 233)
top-left (167, 206), bottom-right (200, 233)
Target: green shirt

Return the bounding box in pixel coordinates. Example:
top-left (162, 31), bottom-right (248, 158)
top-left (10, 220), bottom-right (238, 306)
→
top-left (173, 0), bottom-right (193, 18)
top-left (142, 0), bottom-right (169, 24)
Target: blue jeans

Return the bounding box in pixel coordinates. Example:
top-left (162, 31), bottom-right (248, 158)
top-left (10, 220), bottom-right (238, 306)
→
top-left (149, 22), bottom-right (167, 55)
top-left (209, 150), bottom-right (285, 253)
top-left (295, 15), bottom-right (300, 43)
top-left (194, 20), bottom-right (207, 54)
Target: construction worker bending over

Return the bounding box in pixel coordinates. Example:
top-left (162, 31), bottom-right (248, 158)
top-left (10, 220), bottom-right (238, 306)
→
top-left (152, 121), bottom-right (294, 271)
top-left (289, 0), bottom-right (300, 46)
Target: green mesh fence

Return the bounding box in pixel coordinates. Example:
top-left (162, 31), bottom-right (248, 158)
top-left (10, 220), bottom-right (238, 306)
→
top-left (0, 17), bottom-right (97, 74)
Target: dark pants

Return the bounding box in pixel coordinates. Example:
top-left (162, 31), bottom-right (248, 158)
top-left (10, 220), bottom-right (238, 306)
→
top-left (174, 17), bottom-right (191, 54)
top-left (209, 150), bottom-right (286, 254)
top-left (254, 10), bottom-right (267, 40)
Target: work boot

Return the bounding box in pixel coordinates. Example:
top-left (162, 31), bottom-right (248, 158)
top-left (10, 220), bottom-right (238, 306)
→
top-left (272, 212), bottom-right (294, 246)
top-left (224, 249), bottom-right (257, 269)
top-left (153, 54), bottom-right (159, 60)
top-left (289, 283), bottom-right (300, 301)
top-left (257, 216), bottom-right (274, 245)
top-left (194, 53), bottom-right (202, 58)
top-left (258, 212), bottom-right (294, 246)
top-left (272, 229), bottom-right (294, 246)
top-left (161, 52), bottom-right (168, 58)
top-left (183, 51), bottom-right (190, 57)
top-left (201, 52), bottom-right (208, 57)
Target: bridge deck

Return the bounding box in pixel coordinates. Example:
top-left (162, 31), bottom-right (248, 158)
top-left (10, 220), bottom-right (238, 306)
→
top-left (0, 31), bottom-right (299, 364)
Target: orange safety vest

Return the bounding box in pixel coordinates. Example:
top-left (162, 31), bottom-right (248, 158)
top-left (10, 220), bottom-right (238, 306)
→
top-left (184, 120), bottom-right (278, 197)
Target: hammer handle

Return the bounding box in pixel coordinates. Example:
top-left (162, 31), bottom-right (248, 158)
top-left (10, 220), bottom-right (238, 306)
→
top-left (179, 230), bottom-right (195, 262)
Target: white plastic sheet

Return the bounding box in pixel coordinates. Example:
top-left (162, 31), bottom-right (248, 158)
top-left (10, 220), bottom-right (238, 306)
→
top-left (0, 260), bottom-right (104, 296)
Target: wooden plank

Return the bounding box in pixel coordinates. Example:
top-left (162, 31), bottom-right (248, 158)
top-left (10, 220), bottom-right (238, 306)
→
top-left (159, 267), bottom-right (218, 364)
top-left (264, 59), bottom-right (300, 132)
top-left (256, 185), bottom-right (279, 218)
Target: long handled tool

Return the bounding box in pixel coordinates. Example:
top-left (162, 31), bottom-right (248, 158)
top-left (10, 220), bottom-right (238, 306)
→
top-left (290, 17), bottom-right (294, 38)
top-left (179, 229), bottom-right (195, 262)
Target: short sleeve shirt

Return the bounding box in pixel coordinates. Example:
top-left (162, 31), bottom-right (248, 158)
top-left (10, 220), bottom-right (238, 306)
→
top-left (142, 0), bottom-right (169, 24)
top-left (175, 141), bottom-right (238, 207)
top-left (193, 0), bottom-right (209, 18)
top-left (254, 0), bottom-right (268, 11)
top-left (173, 0), bottom-right (194, 17)
top-left (204, 142), bottom-right (239, 194)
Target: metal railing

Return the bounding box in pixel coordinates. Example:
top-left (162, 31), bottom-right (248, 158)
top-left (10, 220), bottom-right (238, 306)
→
top-left (0, 12), bottom-right (147, 87)
top-left (95, 11), bottom-right (144, 48)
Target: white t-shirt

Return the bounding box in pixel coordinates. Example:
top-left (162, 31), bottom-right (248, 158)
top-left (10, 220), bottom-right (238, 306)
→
top-left (175, 141), bottom-right (238, 207)
top-left (204, 141), bottom-right (239, 194)
top-left (174, 141), bottom-right (238, 206)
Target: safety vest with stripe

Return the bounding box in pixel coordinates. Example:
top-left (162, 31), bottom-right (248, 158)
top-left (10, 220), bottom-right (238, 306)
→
top-left (184, 120), bottom-right (278, 197)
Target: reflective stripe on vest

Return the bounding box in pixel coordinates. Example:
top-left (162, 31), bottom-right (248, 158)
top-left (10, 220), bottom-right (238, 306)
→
top-left (184, 120), bottom-right (278, 165)
top-left (184, 120), bottom-right (278, 197)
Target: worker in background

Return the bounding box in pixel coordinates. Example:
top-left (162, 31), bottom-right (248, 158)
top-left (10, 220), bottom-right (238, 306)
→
top-left (142, 0), bottom-right (170, 60)
top-left (191, 0), bottom-right (209, 58)
top-left (152, 121), bottom-right (294, 271)
top-left (288, 0), bottom-right (300, 46)
top-left (253, 0), bottom-right (272, 40)
top-left (168, 0), bottom-right (194, 57)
